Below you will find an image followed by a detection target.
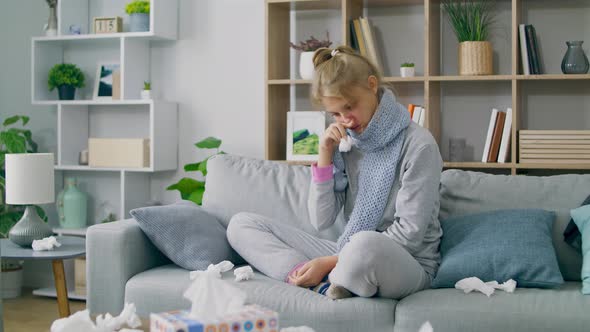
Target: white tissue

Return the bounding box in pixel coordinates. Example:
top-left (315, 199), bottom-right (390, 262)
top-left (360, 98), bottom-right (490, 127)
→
top-left (32, 236), bottom-right (61, 251)
top-left (50, 303), bottom-right (141, 332)
top-left (184, 260), bottom-right (246, 320)
top-left (418, 321), bottom-right (433, 332)
top-left (234, 265), bottom-right (254, 282)
top-left (455, 277), bottom-right (517, 297)
top-left (280, 326), bottom-right (316, 332)
top-left (338, 136), bottom-right (353, 152)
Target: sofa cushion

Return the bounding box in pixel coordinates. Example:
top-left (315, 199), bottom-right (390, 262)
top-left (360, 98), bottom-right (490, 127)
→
top-left (570, 205), bottom-right (590, 294)
top-left (125, 265), bottom-right (397, 332)
top-left (432, 209), bottom-right (563, 288)
top-left (394, 282), bottom-right (590, 332)
top-left (203, 154), bottom-right (345, 242)
top-left (440, 169), bottom-right (584, 281)
top-left (130, 201), bottom-right (241, 271)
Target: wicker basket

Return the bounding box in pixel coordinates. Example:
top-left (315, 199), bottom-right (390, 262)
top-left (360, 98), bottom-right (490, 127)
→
top-left (458, 41), bottom-right (493, 75)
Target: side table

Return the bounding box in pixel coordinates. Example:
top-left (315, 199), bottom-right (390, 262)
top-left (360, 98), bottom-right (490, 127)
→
top-left (0, 236), bottom-right (85, 318)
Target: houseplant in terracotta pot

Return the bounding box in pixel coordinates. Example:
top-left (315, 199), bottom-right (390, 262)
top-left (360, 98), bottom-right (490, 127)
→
top-left (443, 0), bottom-right (496, 75)
top-left (290, 32), bottom-right (332, 80)
top-left (48, 63), bottom-right (85, 100)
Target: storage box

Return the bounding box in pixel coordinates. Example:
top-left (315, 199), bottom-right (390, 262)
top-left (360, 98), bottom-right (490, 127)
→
top-left (150, 304), bottom-right (279, 332)
top-left (89, 138), bottom-right (150, 168)
top-left (74, 257), bottom-right (86, 296)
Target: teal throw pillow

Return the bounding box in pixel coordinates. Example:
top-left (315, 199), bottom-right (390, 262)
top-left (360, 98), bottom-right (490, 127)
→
top-left (432, 209), bottom-right (564, 289)
top-left (570, 205), bottom-right (590, 294)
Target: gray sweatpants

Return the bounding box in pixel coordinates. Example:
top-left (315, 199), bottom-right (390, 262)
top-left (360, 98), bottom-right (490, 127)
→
top-left (226, 212), bottom-right (432, 300)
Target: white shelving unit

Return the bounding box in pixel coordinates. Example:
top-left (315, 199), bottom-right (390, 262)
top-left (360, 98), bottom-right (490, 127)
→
top-left (30, 0), bottom-right (178, 300)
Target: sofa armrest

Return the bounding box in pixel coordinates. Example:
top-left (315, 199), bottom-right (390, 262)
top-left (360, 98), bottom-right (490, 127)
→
top-left (87, 218), bottom-right (169, 315)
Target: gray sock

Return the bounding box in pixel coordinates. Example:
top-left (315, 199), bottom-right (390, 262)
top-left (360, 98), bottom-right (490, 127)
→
top-left (326, 283), bottom-right (353, 300)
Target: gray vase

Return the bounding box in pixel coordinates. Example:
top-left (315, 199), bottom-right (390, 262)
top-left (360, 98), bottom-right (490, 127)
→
top-left (129, 13), bottom-right (149, 32)
top-left (8, 206), bottom-right (53, 247)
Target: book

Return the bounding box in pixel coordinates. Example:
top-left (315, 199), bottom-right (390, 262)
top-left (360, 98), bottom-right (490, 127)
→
top-left (412, 106), bottom-right (422, 123)
top-left (353, 19), bottom-right (367, 57)
top-left (360, 17), bottom-right (381, 71)
top-left (418, 107), bottom-right (426, 127)
top-left (488, 111), bottom-right (506, 162)
top-left (519, 24), bottom-right (530, 75)
top-left (526, 25), bottom-right (541, 74)
top-left (482, 108), bottom-right (499, 162)
top-left (349, 20), bottom-right (359, 52)
top-left (408, 104), bottom-right (416, 118)
top-left (497, 108), bottom-right (512, 163)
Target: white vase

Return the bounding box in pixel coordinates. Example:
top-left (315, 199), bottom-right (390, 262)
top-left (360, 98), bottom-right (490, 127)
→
top-left (400, 67), bottom-right (415, 77)
top-left (2, 266), bottom-right (23, 299)
top-left (140, 90), bottom-right (151, 100)
top-left (299, 51), bottom-right (315, 80)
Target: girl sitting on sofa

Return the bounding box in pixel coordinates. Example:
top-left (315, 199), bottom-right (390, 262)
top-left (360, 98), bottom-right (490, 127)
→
top-left (227, 46), bottom-right (443, 300)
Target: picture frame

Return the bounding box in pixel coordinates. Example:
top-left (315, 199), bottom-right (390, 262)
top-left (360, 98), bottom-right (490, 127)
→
top-left (93, 16), bottom-right (122, 34)
top-left (93, 63), bottom-right (121, 100)
top-left (286, 111), bottom-right (326, 161)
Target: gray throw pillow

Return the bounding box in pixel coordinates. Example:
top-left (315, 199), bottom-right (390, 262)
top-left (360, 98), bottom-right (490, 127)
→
top-left (130, 200), bottom-right (242, 271)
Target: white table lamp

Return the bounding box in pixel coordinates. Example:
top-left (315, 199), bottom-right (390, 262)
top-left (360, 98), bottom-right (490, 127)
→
top-left (5, 153), bottom-right (55, 247)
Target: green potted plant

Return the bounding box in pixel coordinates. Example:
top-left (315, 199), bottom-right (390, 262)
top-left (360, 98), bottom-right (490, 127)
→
top-left (167, 137), bottom-right (225, 205)
top-left (400, 62), bottom-right (415, 77)
top-left (48, 63), bottom-right (85, 100)
top-left (442, 0), bottom-right (496, 75)
top-left (141, 81), bottom-right (151, 99)
top-left (0, 115), bottom-right (47, 299)
top-left (290, 32), bottom-right (332, 80)
top-left (126, 0), bottom-right (150, 32)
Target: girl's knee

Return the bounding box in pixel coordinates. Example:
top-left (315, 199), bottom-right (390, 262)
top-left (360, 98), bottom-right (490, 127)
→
top-left (226, 212), bottom-right (257, 245)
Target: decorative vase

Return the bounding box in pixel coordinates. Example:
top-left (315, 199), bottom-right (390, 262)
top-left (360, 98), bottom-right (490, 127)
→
top-left (140, 89), bottom-right (151, 99)
top-left (458, 41), bottom-right (493, 75)
top-left (57, 85), bottom-right (76, 100)
top-left (130, 13), bottom-right (150, 32)
top-left (299, 51), bottom-right (315, 80)
top-left (561, 41), bottom-right (589, 74)
top-left (400, 67), bottom-right (415, 77)
top-left (57, 178), bottom-right (87, 229)
top-left (8, 206), bottom-right (53, 247)
top-left (44, 3), bottom-right (58, 37)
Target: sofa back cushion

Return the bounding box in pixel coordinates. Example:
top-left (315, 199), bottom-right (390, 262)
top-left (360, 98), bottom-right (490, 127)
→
top-left (440, 169), bottom-right (585, 281)
top-left (202, 154), bottom-right (345, 242)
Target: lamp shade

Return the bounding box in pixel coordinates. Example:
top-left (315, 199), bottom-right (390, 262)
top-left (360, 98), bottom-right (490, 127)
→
top-left (5, 153), bottom-right (55, 205)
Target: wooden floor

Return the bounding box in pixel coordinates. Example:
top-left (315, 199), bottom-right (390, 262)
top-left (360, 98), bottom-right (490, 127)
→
top-left (3, 289), bottom-right (148, 332)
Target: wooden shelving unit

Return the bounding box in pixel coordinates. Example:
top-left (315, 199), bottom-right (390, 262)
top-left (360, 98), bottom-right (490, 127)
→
top-left (265, 0), bottom-right (590, 175)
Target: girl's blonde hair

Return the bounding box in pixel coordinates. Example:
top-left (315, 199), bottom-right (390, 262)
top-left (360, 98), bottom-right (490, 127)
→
top-left (311, 45), bottom-right (383, 106)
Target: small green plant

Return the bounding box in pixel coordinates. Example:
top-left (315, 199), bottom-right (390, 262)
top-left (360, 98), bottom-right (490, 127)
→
top-left (167, 137), bottom-right (225, 205)
top-left (0, 115), bottom-right (47, 240)
top-left (48, 63), bottom-right (85, 91)
top-left (442, 0), bottom-right (496, 42)
top-left (290, 32), bottom-right (332, 52)
top-left (126, 0), bottom-right (150, 14)
top-left (143, 81), bottom-right (151, 90)
top-left (401, 62), bottom-right (415, 68)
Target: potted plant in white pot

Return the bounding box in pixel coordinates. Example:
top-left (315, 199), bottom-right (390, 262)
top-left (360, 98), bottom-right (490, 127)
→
top-left (126, 0), bottom-right (150, 32)
top-left (290, 33), bottom-right (332, 80)
top-left (443, 0), bottom-right (496, 75)
top-left (400, 62), bottom-right (415, 77)
top-left (48, 63), bottom-right (85, 100)
top-left (141, 81), bottom-right (151, 99)
top-left (0, 115), bottom-right (47, 299)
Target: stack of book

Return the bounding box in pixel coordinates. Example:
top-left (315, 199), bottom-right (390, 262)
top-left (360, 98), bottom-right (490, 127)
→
top-left (408, 104), bottom-right (426, 127)
top-left (519, 24), bottom-right (541, 75)
top-left (519, 130), bottom-right (590, 164)
top-left (482, 108), bottom-right (513, 163)
top-left (349, 17), bottom-right (381, 71)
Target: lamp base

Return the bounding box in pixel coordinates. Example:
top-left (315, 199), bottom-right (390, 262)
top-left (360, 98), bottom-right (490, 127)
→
top-left (8, 206), bottom-right (53, 247)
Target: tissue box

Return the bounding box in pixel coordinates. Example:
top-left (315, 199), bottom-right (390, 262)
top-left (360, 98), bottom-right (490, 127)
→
top-left (150, 304), bottom-right (279, 332)
top-left (89, 138), bottom-right (150, 168)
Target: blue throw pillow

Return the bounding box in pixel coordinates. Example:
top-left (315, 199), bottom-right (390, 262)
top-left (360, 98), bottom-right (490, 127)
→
top-left (570, 205), bottom-right (590, 294)
top-left (130, 200), bottom-right (242, 271)
top-left (432, 209), bottom-right (564, 289)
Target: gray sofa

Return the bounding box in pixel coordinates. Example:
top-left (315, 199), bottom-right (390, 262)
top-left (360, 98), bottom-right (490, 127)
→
top-left (87, 155), bottom-right (590, 332)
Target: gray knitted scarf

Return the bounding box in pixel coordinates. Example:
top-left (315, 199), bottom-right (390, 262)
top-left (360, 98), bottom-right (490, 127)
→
top-left (333, 88), bottom-right (411, 250)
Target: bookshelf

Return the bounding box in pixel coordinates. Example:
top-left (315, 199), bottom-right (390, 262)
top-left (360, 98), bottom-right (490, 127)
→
top-left (265, 0), bottom-right (590, 175)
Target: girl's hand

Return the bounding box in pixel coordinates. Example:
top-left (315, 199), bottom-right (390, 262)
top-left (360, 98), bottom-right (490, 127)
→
top-left (288, 256), bottom-right (338, 288)
top-left (318, 123), bottom-right (346, 167)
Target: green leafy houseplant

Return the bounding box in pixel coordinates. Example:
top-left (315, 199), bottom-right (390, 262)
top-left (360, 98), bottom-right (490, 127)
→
top-left (289, 32), bottom-right (332, 52)
top-left (126, 0), bottom-right (150, 14)
top-left (47, 63), bottom-right (85, 91)
top-left (401, 62), bottom-right (415, 67)
top-left (167, 137), bottom-right (225, 205)
top-left (442, 0), bottom-right (495, 42)
top-left (143, 81), bottom-right (151, 90)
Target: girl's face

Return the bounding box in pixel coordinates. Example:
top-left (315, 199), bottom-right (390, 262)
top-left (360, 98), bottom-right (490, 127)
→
top-left (321, 76), bottom-right (379, 134)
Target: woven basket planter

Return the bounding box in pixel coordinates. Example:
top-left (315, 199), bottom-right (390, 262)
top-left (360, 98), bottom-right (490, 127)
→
top-left (458, 41), bottom-right (493, 75)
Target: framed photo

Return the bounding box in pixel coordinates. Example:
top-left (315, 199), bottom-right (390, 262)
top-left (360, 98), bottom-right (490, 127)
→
top-left (286, 111), bottom-right (326, 161)
top-left (93, 63), bottom-right (120, 100)
top-left (93, 16), bottom-right (122, 34)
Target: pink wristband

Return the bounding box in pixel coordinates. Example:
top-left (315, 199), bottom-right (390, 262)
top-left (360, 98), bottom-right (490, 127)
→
top-left (311, 163), bottom-right (334, 183)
